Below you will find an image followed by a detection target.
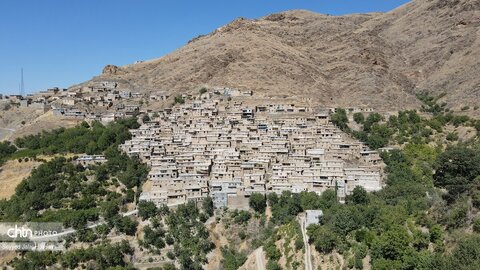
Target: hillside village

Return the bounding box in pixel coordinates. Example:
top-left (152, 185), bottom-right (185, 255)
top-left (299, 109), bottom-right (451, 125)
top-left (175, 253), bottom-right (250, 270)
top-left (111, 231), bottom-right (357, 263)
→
top-left (119, 89), bottom-right (385, 209)
top-left (1, 82), bottom-right (385, 209)
top-left (0, 82), bottom-right (148, 123)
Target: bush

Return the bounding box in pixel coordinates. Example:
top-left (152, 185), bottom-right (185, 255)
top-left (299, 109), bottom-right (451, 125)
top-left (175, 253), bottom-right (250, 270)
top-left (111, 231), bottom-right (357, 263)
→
top-left (233, 210), bottom-right (251, 224)
top-left (266, 261), bottom-right (281, 270)
top-left (221, 247), bottom-right (246, 270)
top-left (199, 87), bottom-right (208, 95)
top-left (249, 193), bottom-right (266, 213)
top-left (307, 225), bottom-right (337, 253)
top-left (446, 132), bottom-right (458, 141)
top-left (473, 219), bottom-right (480, 233)
top-left (331, 108), bottom-right (349, 131)
top-left (348, 186), bottom-right (369, 205)
top-left (202, 196), bottom-right (214, 217)
top-left (434, 146), bottom-right (480, 200)
top-left (295, 237), bottom-right (304, 251)
top-left (174, 95), bottom-right (185, 105)
top-left (353, 112), bottom-right (365, 124)
top-left (138, 200), bottom-right (158, 220)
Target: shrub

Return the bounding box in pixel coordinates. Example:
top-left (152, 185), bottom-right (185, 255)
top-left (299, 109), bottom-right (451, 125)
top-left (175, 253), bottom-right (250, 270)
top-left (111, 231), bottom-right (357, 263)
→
top-left (331, 108), bottom-right (349, 131)
top-left (473, 219), bottom-right (480, 233)
top-left (233, 210), bottom-right (251, 224)
top-left (199, 87), bottom-right (208, 94)
top-left (174, 95), bottom-right (185, 105)
top-left (249, 193), bottom-right (266, 213)
top-left (446, 132), bottom-right (459, 141)
top-left (138, 201), bottom-right (158, 220)
top-left (353, 112), bottom-right (365, 124)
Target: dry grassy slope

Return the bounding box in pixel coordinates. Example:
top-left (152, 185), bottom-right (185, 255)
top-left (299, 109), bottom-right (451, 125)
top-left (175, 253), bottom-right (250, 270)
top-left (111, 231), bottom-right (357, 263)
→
top-left (79, 0), bottom-right (479, 112)
top-left (0, 108), bottom-right (82, 141)
top-left (0, 159), bottom-right (41, 199)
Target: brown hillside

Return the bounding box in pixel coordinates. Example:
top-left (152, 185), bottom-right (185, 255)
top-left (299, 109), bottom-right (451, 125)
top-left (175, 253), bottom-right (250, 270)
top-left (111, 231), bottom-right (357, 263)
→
top-left (80, 0), bottom-right (480, 111)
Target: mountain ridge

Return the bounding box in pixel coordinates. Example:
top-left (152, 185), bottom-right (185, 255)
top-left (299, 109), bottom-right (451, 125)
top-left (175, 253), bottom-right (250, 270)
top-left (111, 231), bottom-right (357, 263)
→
top-left (79, 0), bottom-right (480, 112)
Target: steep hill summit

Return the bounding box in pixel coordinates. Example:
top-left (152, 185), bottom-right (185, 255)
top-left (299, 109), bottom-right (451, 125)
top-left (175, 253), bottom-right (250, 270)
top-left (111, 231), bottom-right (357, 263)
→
top-left (82, 0), bottom-right (480, 111)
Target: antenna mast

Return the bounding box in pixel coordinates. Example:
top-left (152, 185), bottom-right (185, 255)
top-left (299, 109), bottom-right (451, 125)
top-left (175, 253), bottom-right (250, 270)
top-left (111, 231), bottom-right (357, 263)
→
top-left (20, 68), bottom-right (25, 96)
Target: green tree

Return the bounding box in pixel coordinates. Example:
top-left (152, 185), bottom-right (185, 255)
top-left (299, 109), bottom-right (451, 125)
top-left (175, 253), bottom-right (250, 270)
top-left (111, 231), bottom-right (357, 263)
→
top-left (202, 196), bottom-right (214, 217)
top-left (349, 186), bottom-right (369, 205)
top-left (307, 225), bottom-right (337, 253)
top-left (221, 247), bottom-right (247, 270)
top-left (331, 108), bottom-right (349, 131)
top-left (138, 201), bottom-right (158, 220)
top-left (266, 261), bottom-right (281, 270)
top-left (371, 226), bottom-right (411, 261)
top-left (353, 112), bottom-right (365, 124)
top-left (434, 146), bottom-right (480, 200)
top-left (249, 193), bottom-right (267, 213)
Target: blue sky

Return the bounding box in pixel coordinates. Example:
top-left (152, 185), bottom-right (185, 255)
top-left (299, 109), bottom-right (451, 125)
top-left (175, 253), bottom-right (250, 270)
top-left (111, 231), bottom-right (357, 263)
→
top-left (0, 0), bottom-right (410, 95)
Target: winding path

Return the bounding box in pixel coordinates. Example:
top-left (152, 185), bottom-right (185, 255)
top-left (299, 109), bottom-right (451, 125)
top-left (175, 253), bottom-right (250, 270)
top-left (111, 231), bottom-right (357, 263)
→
top-left (30, 209), bottom-right (138, 241)
top-left (255, 247), bottom-right (266, 270)
top-left (299, 214), bottom-right (313, 270)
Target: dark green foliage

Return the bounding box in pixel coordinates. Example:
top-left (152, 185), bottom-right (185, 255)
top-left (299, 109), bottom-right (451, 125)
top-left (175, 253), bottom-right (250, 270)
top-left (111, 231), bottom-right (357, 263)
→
top-left (267, 192), bottom-right (278, 206)
top-left (307, 225), bottom-right (337, 253)
top-left (264, 239), bottom-right (281, 260)
top-left (221, 247), bottom-right (247, 270)
top-left (268, 190), bottom-right (337, 225)
top-left (451, 115), bottom-right (470, 127)
top-left (114, 215), bottom-right (138, 235)
top-left (11, 240), bottom-right (133, 269)
top-left (266, 260), bottom-right (281, 270)
top-left (233, 210), bottom-right (252, 224)
top-left (138, 201), bottom-right (158, 220)
top-left (294, 237), bottom-right (304, 251)
top-left (249, 193), bottom-right (266, 213)
top-left (353, 112), bottom-right (365, 124)
top-left (165, 201), bottom-right (214, 267)
top-left (441, 235), bottom-right (480, 270)
top-left (371, 226), bottom-right (411, 261)
top-left (0, 118), bottom-right (148, 228)
top-left (417, 92), bottom-right (446, 116)
top-left (473, 219), bottom-right (480, 233)
top-left (202, 196), bottom-right (214, 217)
top-left (446, 132), bottom-right (459, 141)
top-left (9, 251), bottom-right (58, 270)
top-left (331, 108), bottom-right (349, 131)
top-left (0, 141), bottom-right (17, 166)
top-left (14, 118), bottom-right (139, 156)
top-left (174, 95), bottom-right (185, 104)
top-left (348, 186), bottom-right (369, 205)
top-left (434, 146), bottom-right (480, 201)
top-left (143, 225), bottom-right (167, 250)
top-left (299, 191), bottom-right (323, 210)
top-left (199, 87), bottom-right (208, 95)
top-left (363, 113), bottom-right (384, 132)
top-left (269, 191), bottom-right (302, 224)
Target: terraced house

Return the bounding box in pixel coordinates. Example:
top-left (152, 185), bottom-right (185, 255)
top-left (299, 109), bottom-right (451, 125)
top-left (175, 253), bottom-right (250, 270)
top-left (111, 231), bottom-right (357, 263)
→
top-left (121, 91), bottom-right (384, 208)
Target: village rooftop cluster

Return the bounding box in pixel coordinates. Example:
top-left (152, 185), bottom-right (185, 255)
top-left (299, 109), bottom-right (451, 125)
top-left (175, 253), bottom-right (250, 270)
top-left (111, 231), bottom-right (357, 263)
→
top-left (118, 90), bottom-right (385, 209)
top-left (0, 82), bottom-right (159, 123)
